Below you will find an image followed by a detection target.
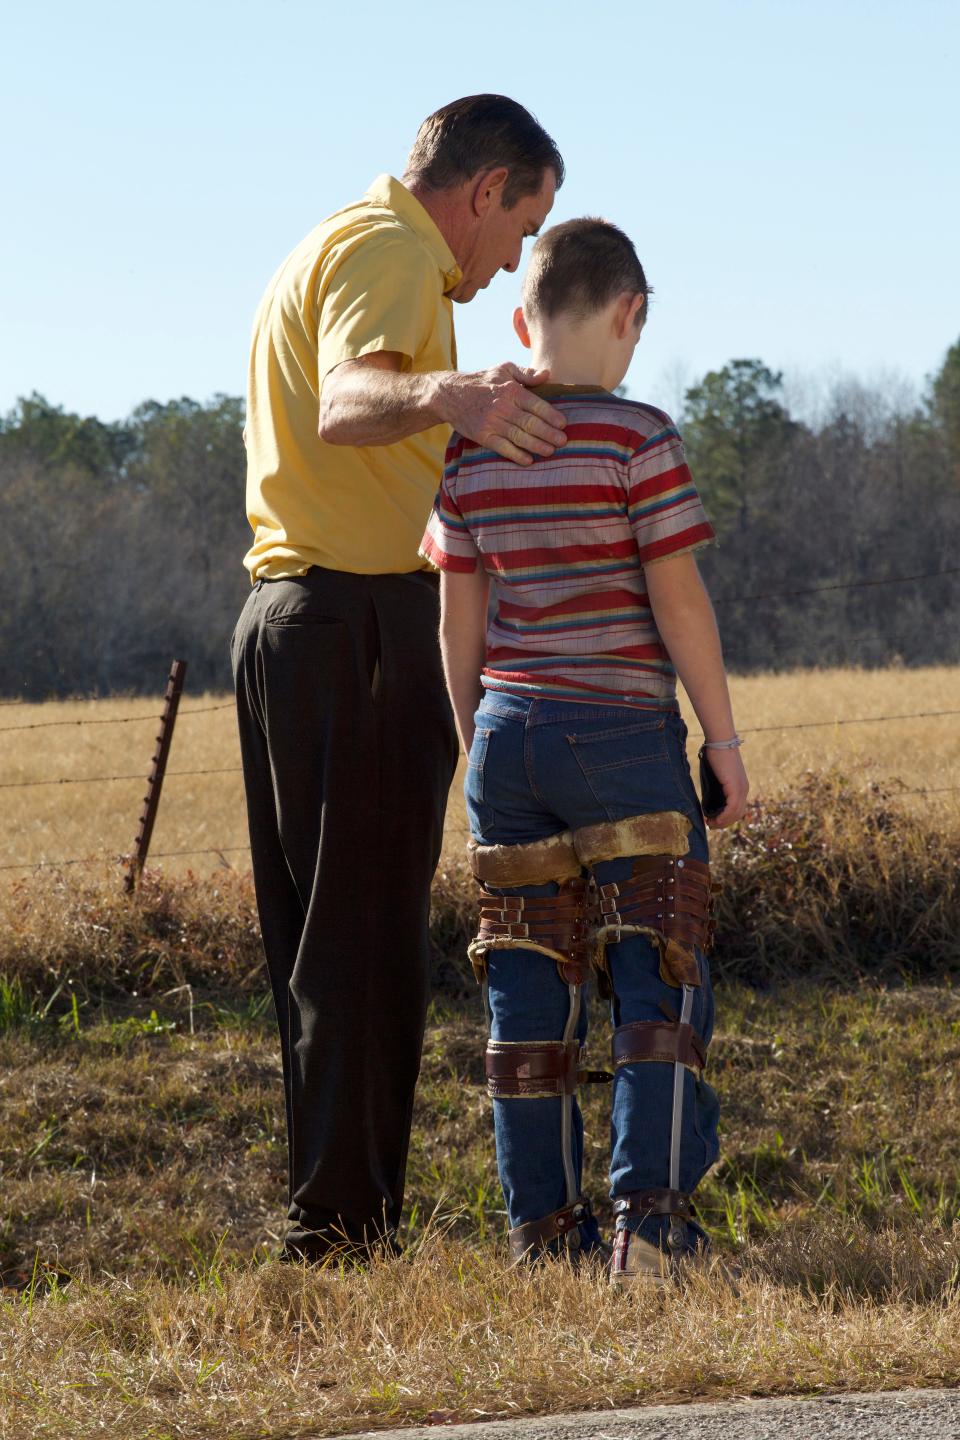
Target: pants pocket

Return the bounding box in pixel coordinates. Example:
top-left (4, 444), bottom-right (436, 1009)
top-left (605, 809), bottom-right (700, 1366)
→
top-left (566, 719), bottom-right (689, 819)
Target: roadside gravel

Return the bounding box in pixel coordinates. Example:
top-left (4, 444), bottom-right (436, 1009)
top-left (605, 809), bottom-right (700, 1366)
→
top-left (334, 1388), bottom-right (960, 1440)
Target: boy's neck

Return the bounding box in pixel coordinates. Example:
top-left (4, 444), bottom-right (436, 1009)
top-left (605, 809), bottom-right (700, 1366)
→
top-left (531, 356), bottom-right (608, 389)
top-left (528, 320), bottom-right (615, 390)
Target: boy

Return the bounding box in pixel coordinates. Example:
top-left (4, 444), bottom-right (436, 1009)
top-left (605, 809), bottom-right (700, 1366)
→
top-left (420, 219), bottom-right (749, 1281)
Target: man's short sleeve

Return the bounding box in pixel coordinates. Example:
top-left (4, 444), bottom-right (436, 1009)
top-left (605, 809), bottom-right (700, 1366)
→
top-left (418, 437), bottom-right (480, 573)
top-left (627, 416), bottom-right (715, 565)
top-left (317, 229), bottom-right (438, 388)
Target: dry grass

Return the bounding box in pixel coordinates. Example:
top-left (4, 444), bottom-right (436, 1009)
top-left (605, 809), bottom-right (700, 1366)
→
top-left (5, 1226), bottom-right (960, 1439)
top-left (1, 665), bottom-right (958, 878)
top-left (0, 694), bottom-right (248, 878)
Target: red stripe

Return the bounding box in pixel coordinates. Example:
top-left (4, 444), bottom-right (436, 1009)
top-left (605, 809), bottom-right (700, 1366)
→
top-left (493, 537), bottom-right (639, 568)
top-left (487, 641), bottom-right (668, 662)
top-left (459, 481), bottom-right (624, 512)
top-left (629, 462), bottom-right (695, 501)
top-left (498, 586), bottom-right (650, 619)
top-left (637, 524), bottom-right (714, 563)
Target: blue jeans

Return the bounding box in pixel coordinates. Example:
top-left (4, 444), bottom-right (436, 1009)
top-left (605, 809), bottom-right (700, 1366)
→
top-left (465, 691), bottom-right (720, 1254)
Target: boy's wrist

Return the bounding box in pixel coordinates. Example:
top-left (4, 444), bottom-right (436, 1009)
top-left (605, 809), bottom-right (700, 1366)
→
top-left (701, 734), bottom-right (743, 750)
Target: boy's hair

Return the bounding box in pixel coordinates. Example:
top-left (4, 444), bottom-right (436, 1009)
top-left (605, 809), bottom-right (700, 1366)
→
top-left (523, 218), bottom-right (651, 322)
top-left (405, 95), bottom-right (564, 209)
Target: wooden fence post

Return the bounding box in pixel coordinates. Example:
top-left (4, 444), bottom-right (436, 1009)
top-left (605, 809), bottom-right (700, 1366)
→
top-left (124, 659), bottom-right (187, 892)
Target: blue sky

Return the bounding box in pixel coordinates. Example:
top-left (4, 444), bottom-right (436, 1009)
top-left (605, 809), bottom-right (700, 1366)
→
top-left (3, 0), bottom-right (958, 422)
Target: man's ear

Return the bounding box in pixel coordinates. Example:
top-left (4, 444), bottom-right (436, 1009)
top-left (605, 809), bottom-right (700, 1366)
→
top-left (613, 291), bottom-right (646, 339)
top-left (513, 307), bottom-right (532, 349)
top-left (470, 166), bottom-right (509, 217)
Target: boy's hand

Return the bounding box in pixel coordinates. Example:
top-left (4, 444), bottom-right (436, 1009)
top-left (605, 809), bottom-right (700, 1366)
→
top-left (702, 747), bottom-right (750, 829)
top-left (442, 364), bottom-right (567, 465)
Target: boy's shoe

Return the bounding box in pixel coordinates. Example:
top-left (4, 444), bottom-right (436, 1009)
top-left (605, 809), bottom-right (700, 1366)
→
top-left (608, 1228), bottom-right (672, 1288)
top-left (608, 1228), bottom-right (741, 1290)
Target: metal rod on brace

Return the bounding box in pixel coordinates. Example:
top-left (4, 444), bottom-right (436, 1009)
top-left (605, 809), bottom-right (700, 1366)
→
top-left (560, 982), bottom-right (581, 1206)
top-left (123, 659), bottom-right (187, 893)
top-left (668, 982), bottom-right (695, 1249)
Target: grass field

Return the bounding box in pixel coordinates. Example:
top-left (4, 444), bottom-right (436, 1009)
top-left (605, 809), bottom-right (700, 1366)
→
top-left (1, 668), bottom-right (959, 1437)
top-left (2, 665), bottom-right (959, 878)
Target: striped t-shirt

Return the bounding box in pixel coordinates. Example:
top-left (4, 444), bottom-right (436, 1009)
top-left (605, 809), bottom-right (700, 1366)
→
top-left (419, 386), bottom-right (715, 710)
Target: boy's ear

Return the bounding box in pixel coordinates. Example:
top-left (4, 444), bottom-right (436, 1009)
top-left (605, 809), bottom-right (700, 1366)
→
top-left (613, 292), bottom-right (646, 338)
top-left (513, 307), bottom-right (532, 349)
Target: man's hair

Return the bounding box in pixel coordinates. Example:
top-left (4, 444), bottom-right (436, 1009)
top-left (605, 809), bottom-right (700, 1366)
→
top-left (523, 218), bottom-right (652, 322)
top-left (405, 94), bottom-right (564, 209)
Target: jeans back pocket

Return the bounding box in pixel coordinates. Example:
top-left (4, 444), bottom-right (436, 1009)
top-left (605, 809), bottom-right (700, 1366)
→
top-left (567, 717), bottom-right (688, 819)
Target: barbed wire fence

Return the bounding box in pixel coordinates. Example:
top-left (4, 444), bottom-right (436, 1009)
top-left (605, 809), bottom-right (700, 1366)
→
top-left (1, 564), bottom-right (958, 879)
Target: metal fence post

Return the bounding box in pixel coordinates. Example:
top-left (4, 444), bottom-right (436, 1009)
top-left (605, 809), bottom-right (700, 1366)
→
top-left (124, 659), bottom-right (187, 892)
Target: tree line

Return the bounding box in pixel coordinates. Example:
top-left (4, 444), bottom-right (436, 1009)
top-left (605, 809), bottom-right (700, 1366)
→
top-left (2, 340), bottom-right (958, 699)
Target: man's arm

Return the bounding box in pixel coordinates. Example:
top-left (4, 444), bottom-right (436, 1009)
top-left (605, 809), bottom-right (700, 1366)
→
top-left (439, 567), bottom-right (490, 754)
top-left (644, 552), bottom-right (749, 829)
top-left (319, 351), bottom-right (567, 466)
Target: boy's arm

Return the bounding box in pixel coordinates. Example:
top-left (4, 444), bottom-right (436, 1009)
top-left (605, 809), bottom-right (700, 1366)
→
top-left (644, 552), bottom-right (749, 829)
top-left (439, 567), bottom-right (490, 754)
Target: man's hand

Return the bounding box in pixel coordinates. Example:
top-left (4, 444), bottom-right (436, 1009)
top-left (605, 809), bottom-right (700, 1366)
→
top-left (319, 354), bottom-right (566, 456)
top-left (702, 746), bottom-right (750, 830)
top-left (441, 364), bottom-right (567, 464)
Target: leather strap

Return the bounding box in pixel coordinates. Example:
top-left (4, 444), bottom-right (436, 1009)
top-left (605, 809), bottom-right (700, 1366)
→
top-left (470, 854), bottom-right (718, 993)
top-left (475, 877), bottom-right (595, 985)
top-left (486, 1040), bottom-right (612, 1096)
top-left (486, 1039), bottom-right (580, 1097)
top-left (598, 856), bottom-right (716, 956)
top-left (612, 1187), bottom-right (693, 1219)
top-left (508, 1197), bottom-right (592, 1260)
top-left (612, 1019), bottom-right (707, 1073)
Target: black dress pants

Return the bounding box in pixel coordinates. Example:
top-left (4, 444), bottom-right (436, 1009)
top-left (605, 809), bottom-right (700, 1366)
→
top-left (231, 566), bottom-right (458, 1255)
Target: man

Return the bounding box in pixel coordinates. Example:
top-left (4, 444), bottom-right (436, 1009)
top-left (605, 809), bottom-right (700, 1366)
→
top-left (232, 95), bottom-right (566, 1262)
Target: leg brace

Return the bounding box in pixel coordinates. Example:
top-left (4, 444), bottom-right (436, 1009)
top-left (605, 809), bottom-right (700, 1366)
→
top-left (468, 832), bottom-right (606, 1259)
top-left (508, 1197), bottom-right (594, 1263)
top-left (467, 815), bottom-right (718, 1257)
top-left (575, 812), bottom-right (717, 1253)
top-left (467, 831), bottom-right (593, 986)
top-left (488, 983), bottom-right (606, 1262)
top-left (467, 813), bottom-right (718, 988)
top-left (592, 855), bottom-right (717, 989)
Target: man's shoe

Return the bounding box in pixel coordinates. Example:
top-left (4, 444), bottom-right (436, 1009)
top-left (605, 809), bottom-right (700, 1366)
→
top-left (279, 1229), bottom-right (402, 1270)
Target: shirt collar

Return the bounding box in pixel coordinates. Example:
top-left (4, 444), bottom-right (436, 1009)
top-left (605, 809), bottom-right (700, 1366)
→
top-left (364, 174), bottom-right (462, 294)
top-left (533, 383), bottom-right (610, 397)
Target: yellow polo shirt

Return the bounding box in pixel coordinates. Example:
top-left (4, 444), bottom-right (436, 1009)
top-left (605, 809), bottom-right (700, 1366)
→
top-left (243, 175), bottom-right (462, 579)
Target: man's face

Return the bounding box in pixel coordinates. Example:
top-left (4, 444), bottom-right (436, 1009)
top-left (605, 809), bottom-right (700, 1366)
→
top-left (450, 168), bottom-right (557, 304)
